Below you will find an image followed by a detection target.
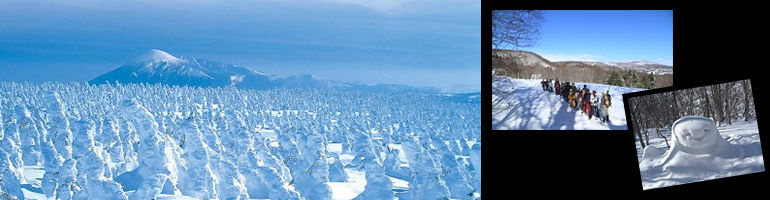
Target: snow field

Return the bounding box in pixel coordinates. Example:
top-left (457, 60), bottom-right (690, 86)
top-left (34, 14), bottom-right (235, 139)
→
top-left (493, 77), bottom-right (641, 130)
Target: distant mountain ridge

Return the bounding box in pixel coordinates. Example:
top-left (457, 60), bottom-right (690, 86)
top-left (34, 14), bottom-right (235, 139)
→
top-left (90, 49), bottom-right (440, 93)
top-left (493, 49), bottom-right (672, 75)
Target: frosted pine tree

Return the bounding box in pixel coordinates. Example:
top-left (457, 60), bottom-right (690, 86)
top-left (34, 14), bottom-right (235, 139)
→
top-left (40, 133), bottom-right (64, 197)
top-left (328, 153), bottom-right (348, 182)
top-left (464, 142), bottom-right (481, 193)
top-left (353, 152), bottom-right (394, 200)
top-left (177, 117), bottom-right (218, 199)
top-left (399, 136), bottom-right (451, 200)
top-left (100, 118), bottom-right (125, 166)
top-left (213, 156), bottom-right (250, 200)
top-left (55, 158), bottom-right (80, 200)
top-left (2, 110), bottom-right (24, 179)
top-left (384, 147), bottom-right (409, 180)
top-left (47, 92), bottom-right (74, 160)
top-left (439, 151), bottom-right (474, 199)
top-left (289, 129), bottom-right (332, 200)
top-left (0, 148), bottom-right (24, 199)
top-left (121, 99), bottom-right (175, 200)
top-left (15, 104), bottom-right (42, 166)
top-left (79, 147), bottom-right (129, 199)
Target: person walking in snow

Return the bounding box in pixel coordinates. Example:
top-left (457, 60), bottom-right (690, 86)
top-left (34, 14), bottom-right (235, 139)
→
top-left (546, 79), bottom-right (551, 92)
top-left (582, 86), bottom-right (591, 115)
top-left (555, 80), bottom-right (561, 95)
top-left (576, 90), bottom-right (583, 111)
top-left (590, 90), bottom-right (600, 120)
top-left (560, 82), bottom-right (569, 101)
top-left (561, 82), bottom-right (572, 102)
top-left (601, 91), bottom-right (611, 123)
top-left (568, 89), bottom-right (576, 108)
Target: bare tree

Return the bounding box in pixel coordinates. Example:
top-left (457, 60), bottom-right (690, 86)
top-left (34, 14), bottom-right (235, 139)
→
top-left (712, 84), bottom-right (724, 125)
top-left (743, 79), bottom-right (753, 121)
top-left (492, 10), bottom-right (544, 50)
top-left (672, 90), bottom-right (681, 119)
top-left (703, 88), bottom-right (711, 118)
top-left (630, 79), bottom-right (755, 151)
top-left (630, 98), bottom-right (647, 148)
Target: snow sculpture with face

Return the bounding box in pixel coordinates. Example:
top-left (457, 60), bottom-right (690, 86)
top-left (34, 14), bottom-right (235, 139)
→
top-left (671, 116), bottom-right (721, 154)
top-left (655, 116), bottom-right (743, 170)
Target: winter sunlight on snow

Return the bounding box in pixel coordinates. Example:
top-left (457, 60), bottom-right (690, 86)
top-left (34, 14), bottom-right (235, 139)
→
top-left (492, 76), bottom-right (641, 130)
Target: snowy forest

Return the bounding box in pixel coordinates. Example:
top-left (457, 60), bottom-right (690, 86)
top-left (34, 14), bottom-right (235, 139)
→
top-left (0, 82), bottom-right (480, 200)
top-left (629, 79), bottom-right (755, 149)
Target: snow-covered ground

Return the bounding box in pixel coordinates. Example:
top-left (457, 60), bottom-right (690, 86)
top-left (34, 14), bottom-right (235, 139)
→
top-left (492, 76), bottom-right (641, 130)
top-left (637, 119), bottom-right (764, 190)
top-left (0, 82), bottom-right (481, 200)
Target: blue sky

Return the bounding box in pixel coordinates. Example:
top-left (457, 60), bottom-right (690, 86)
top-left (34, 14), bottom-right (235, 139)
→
top-left (519, 10), bottom-right (673, 66)
top-left (0, 0), bottom-right (480, 93)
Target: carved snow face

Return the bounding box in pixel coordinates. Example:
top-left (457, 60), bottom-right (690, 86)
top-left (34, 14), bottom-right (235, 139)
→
top-left (672, 117), bottom-right (719, 151)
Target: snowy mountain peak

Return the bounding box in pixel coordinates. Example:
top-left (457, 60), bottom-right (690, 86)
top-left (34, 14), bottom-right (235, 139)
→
top-left (91, 50), bottom-right (444, 92)
top-left (133, 49), bottom-right (182, 63)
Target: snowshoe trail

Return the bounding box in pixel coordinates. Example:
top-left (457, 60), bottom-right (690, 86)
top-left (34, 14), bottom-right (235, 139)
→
top-left (493, 77), bottom-right (640, 130)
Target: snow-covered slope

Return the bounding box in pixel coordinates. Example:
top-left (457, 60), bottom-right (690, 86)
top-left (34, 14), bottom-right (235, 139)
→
top-left (637, 119), bottom-right (764, 190)
top-left (493, 50), bottom-right (673, 75)
top-left (493, 50), bottom-right (554, 69)
top-left (133, 49), bottom-right (183, 63)
top-left (90, 49), bottom-right (273, 89)
top-left (0, 82), bottom-right (480, 200)
top-left (492, 76), bottom-right (641, 130)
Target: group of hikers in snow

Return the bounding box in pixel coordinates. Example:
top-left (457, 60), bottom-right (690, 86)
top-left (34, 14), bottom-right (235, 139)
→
top-left (541, 79), bottom-right (612, 123)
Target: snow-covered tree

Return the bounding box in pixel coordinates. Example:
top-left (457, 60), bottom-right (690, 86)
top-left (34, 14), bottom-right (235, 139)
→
top-left (0, 148), bottom-right (24, 199)
top-left (121, 99), bottom-right (177, 200)
top-left (177, 117), bottom-right (218, 199)
top-left (353, 153), bottom-right (394, 200)
top-left (400, 136), bottom-right (451, 200)
top-left (15, 104), bottom-right (42, 166)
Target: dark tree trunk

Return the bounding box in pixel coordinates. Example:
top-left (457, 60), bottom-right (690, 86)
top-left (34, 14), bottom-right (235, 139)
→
top-left (711, 84), bottom-right (724, 125)
top-left (743, 79), bottom-right (751, 121)
top-left (724, 83), bottom-right (732, 125)
top-left (703, 88), bottom-right (711, 118)
top-left (672, 91), bottom-right (681, 119)
top-left (655, 127), bottom-right (669, 148)
top-left (634, 116), bottom-right (645, 149)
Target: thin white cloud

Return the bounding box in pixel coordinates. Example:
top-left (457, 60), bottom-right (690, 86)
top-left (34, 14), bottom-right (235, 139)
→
top-left (41, 0), bottom-right (479, 16)
top-left (323, 0), bottom-right (409, 13)
top-left (305, 0), bottom-right (479, 15)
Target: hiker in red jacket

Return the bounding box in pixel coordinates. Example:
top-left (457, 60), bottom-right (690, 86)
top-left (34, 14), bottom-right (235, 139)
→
top-left (582, 85), bottom-right (591, 115)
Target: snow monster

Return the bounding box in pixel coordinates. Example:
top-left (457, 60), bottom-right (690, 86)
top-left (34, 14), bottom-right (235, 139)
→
top-left (666, 116), bottom-right (741, 158)
top-left (641, 116), bottom-right (743, 175)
